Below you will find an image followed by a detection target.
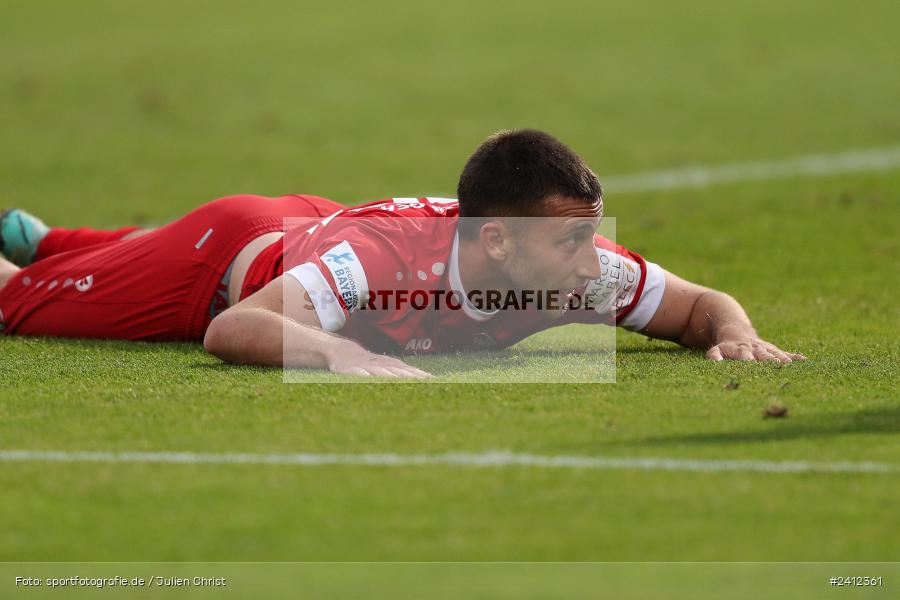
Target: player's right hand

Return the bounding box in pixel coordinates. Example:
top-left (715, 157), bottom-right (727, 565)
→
top-left (327, 344), bottom-right (433, 379)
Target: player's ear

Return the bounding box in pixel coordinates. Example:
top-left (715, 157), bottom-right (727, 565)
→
top-left (479, 221), bottom-right (510, 261)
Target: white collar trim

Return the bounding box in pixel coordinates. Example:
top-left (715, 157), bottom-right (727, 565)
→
top-left (449, 231), bottom-right (498, 322)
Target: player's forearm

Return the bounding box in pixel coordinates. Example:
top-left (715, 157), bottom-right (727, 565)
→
top-left (678, 290), bottom-right (756, 350)
top-left (204, 307), bottom-right (350, 368)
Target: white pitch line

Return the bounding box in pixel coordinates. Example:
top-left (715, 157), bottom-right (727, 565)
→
top-left (0, 450), bottom-right (897, 475)
top-left (603, 145), bottom-right (900, 193)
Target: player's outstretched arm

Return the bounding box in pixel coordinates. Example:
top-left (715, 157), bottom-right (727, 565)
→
top-left (638, 271), bottom-right (807, 363)
top-left (203, 275), bottom-right (432, 378)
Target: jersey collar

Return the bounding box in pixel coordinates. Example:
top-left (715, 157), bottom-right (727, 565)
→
top-left (449, 231), bottom-right (498, 322)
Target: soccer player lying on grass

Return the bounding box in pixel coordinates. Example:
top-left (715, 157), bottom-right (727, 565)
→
top-left (0, 129), bottom-right (805, 378)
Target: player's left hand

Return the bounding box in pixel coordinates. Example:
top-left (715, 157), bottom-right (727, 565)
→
top-left (706, 337), bottom-right (807, 363)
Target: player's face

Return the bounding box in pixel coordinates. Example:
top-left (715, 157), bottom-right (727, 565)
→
top-left (504, 196), bottom-right (603, 318)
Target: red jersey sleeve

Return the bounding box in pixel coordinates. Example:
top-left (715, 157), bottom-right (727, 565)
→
top-left (282, 217), bottom-right (408, 332)
top-left (568, 234), bottom-right (666, 331)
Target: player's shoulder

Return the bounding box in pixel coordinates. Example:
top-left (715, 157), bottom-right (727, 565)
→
top-left (279, 197), bottom-right (456, 317)
top-left (344, 197), bottom-right (459, 217)
top-left (311, 197), bottom-right (457, 273)
top-left (334, 197), bottom-right (458, 252)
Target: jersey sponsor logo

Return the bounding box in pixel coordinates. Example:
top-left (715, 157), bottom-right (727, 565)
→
top-left (75, 275), bottom-right (94, 293)
top-left (404, 337), bottom-right (433, 352)
top-left (320, 241), bottom-right (368, 313)
top-left (323, 251), bottom-right (354, 265)
top-left (616, 259), bottom-right (640, 309)
top-left (584, 249), bottom-right (640, 313)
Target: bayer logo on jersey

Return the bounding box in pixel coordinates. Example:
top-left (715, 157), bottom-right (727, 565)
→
top-left (321, 241), bottom-right (369, 312)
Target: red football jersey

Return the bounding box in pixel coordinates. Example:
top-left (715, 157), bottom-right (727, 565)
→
top-left (274, 197), bottom-right (665, 354)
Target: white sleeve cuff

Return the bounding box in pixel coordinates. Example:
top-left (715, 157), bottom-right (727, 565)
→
top-left (620, 261), bottom-right (666, 331)
top-left (283, 262), bottom-right (347, 332)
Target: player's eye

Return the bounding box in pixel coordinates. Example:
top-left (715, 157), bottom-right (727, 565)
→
top-left (561, 232), bottom-right (588, 249)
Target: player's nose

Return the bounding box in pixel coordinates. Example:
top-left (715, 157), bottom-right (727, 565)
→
top-left (574, 244), bottom-right (602, 281)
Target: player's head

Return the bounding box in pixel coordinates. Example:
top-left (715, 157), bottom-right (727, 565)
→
top-left (457, 130), bottom-right (604, 316)
top-left (457, 129), bottom-right (603, 229)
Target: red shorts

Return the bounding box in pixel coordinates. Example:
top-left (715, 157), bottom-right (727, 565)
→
top-left (0, 194), bottom-right (343, 341)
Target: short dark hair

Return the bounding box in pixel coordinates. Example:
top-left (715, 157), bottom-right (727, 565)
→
top-left (456, 129), bottom-right (602, 235)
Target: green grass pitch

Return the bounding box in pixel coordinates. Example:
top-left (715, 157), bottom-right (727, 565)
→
top-left (1, 0), bottom-right (899, 590)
